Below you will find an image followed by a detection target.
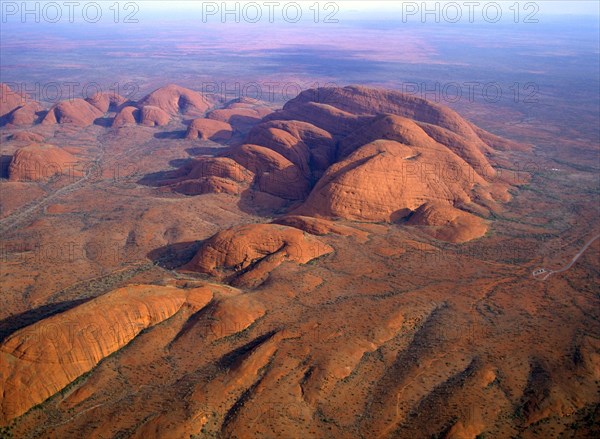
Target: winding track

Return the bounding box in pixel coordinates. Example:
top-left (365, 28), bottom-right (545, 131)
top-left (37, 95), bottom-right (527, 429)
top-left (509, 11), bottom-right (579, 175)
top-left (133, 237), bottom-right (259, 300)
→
top-left (533, 233), bottom-right (600, 280)
top-left (0, 173), bottom-right (94, 234)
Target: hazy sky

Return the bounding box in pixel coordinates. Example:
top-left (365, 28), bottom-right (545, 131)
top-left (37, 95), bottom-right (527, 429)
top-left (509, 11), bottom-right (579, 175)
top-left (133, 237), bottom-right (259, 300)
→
top-left (139, 1), bottom-right (600, 17)
top-left (3, 1), bottom-right (598, 26)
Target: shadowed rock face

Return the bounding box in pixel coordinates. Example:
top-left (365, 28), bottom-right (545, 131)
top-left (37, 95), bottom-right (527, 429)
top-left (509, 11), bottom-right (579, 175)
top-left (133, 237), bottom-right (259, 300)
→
top-left (246, 119), bottom-right (336, 178)
top-left (163, 86), bottom-right (520, 241)
top-left (6, 102), bottom-right (43, 125)
top-left (223, 143), bottom-right (312, 200)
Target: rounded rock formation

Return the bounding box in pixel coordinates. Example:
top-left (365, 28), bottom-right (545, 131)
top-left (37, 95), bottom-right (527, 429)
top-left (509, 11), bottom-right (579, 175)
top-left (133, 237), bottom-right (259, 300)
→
top-left (1, 84), bottom-right (43, 125)
top-left (8, 143), bottom-right (82, 182)
top-left (161, 157), bottom-right (254, 195)
top-left (0, 83), bottom-right (29, 118)
top-left (163, 86), bottom-right (522, 242)
top-left (137, 84), bottom-right (210, 117)
top-left (406, 201), bottom-right (488, 243)
top-left (7, 102), bottom-right (43, 125)
top-left (296, 137), bottom-right (484, 222)
top-left (186, 118), bottom-right (233, 141)
top-left (42, 99), bottom-right (104, 127)
top-left (86, 91), bottom-right (127, 113)
top-left (139, 105), bottom-right (171, 127)
top-left (183, 223), bottom-right (333, 280)
top-left (0, 285), bottom-right (191, 422)
top-left (112, 106), bottom-right (140, 127)
top-left (224, 144), bottom-right (311, 200)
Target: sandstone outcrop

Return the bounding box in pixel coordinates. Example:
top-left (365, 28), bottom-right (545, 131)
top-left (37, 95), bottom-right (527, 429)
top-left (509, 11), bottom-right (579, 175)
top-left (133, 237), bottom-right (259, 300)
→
top-left (8, 143), bottom-right (82, 182)
top-left (207, 97), bottom-right (272, 126)
top-left (183, 223), bottom-right (333, 285)
top-left (139, 105), bottom-right (170, 127)
top-left (0, 83), bottom-right (30, 118)
top-left (161, 157), bottom-right (254, 196)
top-left (137, 84), bottom-right (210, 117)
top-left (1, 84), bottom-right (43, 125)
top-left (86, 92), bottom-right (127, 113)
top-left (42, 99), bottom-right (104, 127)
top-left (0, 285), bottom-right (197, 422)
top-left (186, 118), bottom-right (233, 141)
top-left (112, 106), bottom-right (140, 127)
top-left (406, 201), bottom-right (488, 243)
top-left (163, 86), bottom-right (521, 241)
